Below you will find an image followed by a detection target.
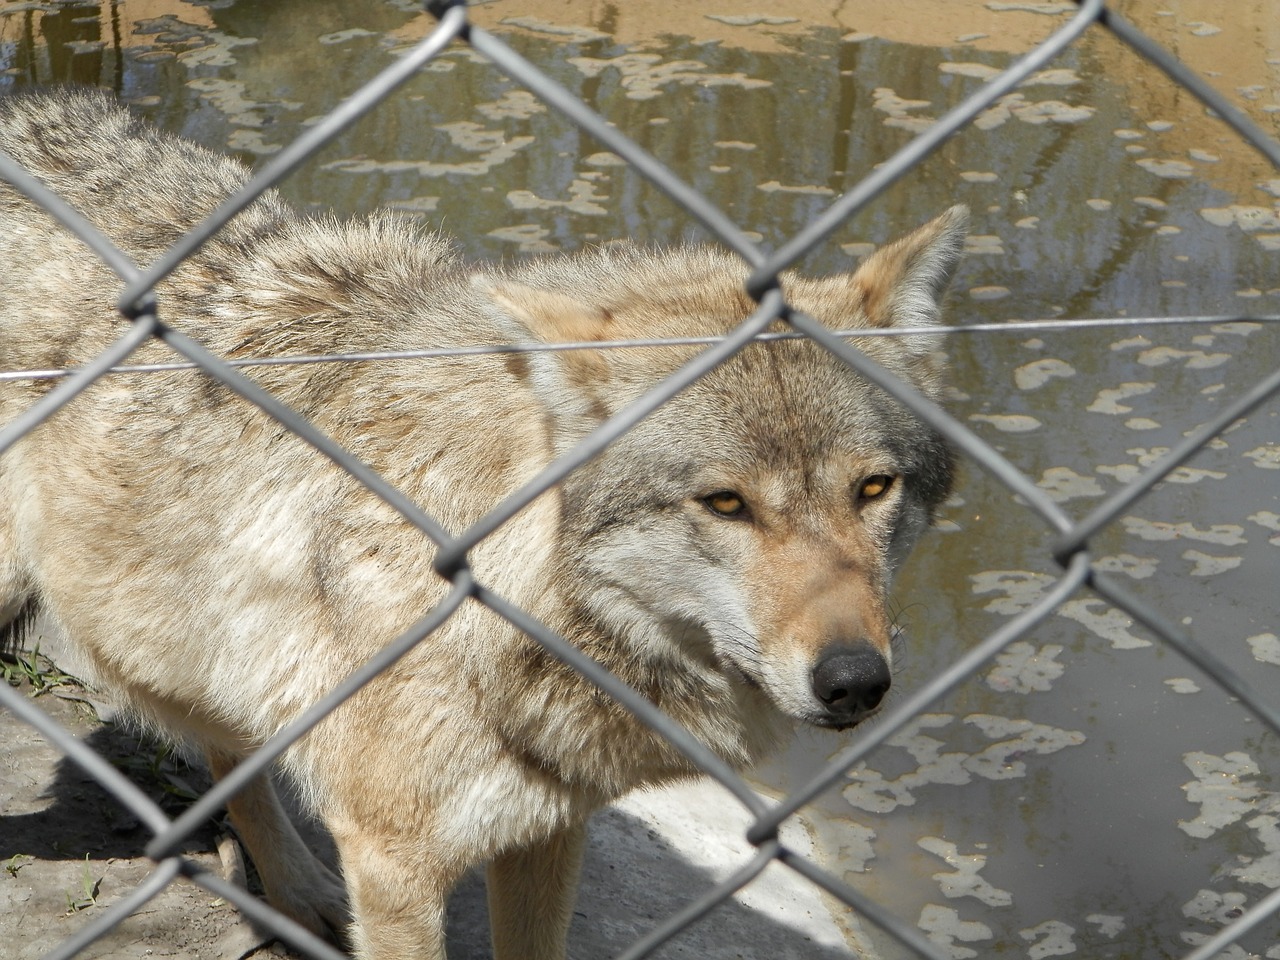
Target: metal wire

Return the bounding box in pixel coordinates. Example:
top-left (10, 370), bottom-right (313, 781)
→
top-left (3, 1), bottom-right (1280, 958)
top-left (3, 313), bottom-right (1278, 385)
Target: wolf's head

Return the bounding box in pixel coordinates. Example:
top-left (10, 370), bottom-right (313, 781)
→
top-left (484, 207), bottom-right (966, 731)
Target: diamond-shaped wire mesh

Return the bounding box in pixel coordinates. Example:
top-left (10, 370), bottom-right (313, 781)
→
top-left (1, 1), bottom-right (1279, 958)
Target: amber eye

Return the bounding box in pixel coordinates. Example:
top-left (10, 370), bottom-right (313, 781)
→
top-left (857, 474), bottom-right (896, 502)
top-left (702, 491), bottom-right (748, 518)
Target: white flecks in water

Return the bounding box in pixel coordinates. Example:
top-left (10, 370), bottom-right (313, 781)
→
top-left (1147, 120), bottom-right (1175, 132)
top-left (1183, 550), bottom-right (1244, 576)
top-left (987, 3), bottom-right (1079, 15)
top-left (476, 88), bottom-right (546, 121)
top-left (1165, 678), bottom-right (1201, 694)
top-left (1182, 889), bottom-right (1250, 927)
top-left (969, 286), bottom-right (1011, 301)
top-left (1094, 553), bottom-right (1159, 579)
top-left (1136, 157), bottom-right (1194, 179)
top-left (1036, 466), bottom-right (1105, 502)
top-left (499, 16), bottom-right (609, 43)
top-left (1247, 633), bottom-right (1280, 664)
top-left (1024, 68), bottom-right (1079, 86)
top-left (918, 904), bottom-right (992, 960)
top-left (324, 122), bottom-right (534, 178)
top-left (962, 714), bottom-right (1086, 780)
top-left (1230, 814), bottom-right (1280, 889)
top-left (1134, 195), bottom-right (1168, 210)
top-left (1058, 599), bottom-right (1151, 649)
top-left (1249, 510), bottom-right (1280, 545)
top-left (968, 413), bottom-right (1042, 432)
top-left (317, 28), bottom-right (376, 44)
top-left (940, 62), bottom-right (1001, 80)
top-left (1120, 516), bottom-right (1246, 545)
top-left (1086, 198), bottom-right (1112, 211)
top-left (842, 712), bottom-right (1084, 812)
top-left (1015, 357), bottom-right (1076, 390)
top-left (1136, 345), bottom-right (1231, 368)
top-left (486, 223), bottom-right (558, 254)
top-left (569, 53), bottom-right (771, 101)
top-left (974, 93), bottom-right (1095, 130)
top-left (919, 836), bottom-right (1013, 906)
top-left (1020, 919), bottom-right (1077, 958)
top-left (985, 641), bottom-right (1065, 693)
top-left (843, 714), bottom-right (971, 813)
top-left (1113, 128), bottom-right (1144, 140)
top-left (226, 128), bottom-right (283, 155)
top-left (1178, 751), bottom-right (1262, 838)
top-left (584, 151), bottom-right (627, 167)
top-left (1187, 21), bottom-right (1223, 37)
top-left (1087, 381), bottom-right (1156, 414)
top-left (757, 180), bottom-right (836, 195)
top-left (971, 570), bottom-right (1056, 616)
top-left (186, 76), bottom-right (297, 132)
top-left (1189, 148), bottom-right (1221, 163)
top-left (1085, 914), bottom-right (1126, 938)
top-left (873, 87), bottom-right (935, 132)
top-left (1124, 417), bottom-right (1162, 430)
top-left (1110, 334), bottom-right (1152, 351)
top-left (1245, 443), bottom-right (1280, 469)
top-left (964, 234), bottom-right (1005, 255)
top-left (1015, 216), bottom-right (1040, 229)
top-left (960, 171), bottom-right (999, 183)
top-left (507, 178), bottom-right (610, 216)
top-left (1155, 225), bottom-right (1182, 236)
top-left (1098, 448), bottom-right (1227, 485)
top-left (385, 195), bottom-right (440, 214)
top-left (713, 140), bottom-right (757, 151)
top-left (1200, 204), bottom-right (1280, 232)
top-left (704, 13), bottom-right (800, 26)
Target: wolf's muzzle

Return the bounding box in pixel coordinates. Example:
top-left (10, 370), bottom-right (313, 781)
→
top-left (811, 645), bottom-right (890, 726)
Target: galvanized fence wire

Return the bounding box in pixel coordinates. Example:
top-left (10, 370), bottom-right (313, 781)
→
top-left (0, 0), bottom-right (1278, 957)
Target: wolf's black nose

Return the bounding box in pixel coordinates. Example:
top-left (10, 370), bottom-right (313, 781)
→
top-left (812, 646), bottom-right (890, 718)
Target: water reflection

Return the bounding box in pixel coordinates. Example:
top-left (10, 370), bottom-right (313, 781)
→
top-left (2, 1), bottom-right (1278, 956)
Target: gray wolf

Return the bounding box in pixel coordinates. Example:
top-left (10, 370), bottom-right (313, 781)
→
top-left (0, 89), bottom-right (964, 959)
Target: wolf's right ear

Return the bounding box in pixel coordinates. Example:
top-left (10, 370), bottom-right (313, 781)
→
top-left (851, 204), bottom-right (968, 334)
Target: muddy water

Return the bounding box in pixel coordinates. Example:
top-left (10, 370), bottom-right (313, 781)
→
top-left (3, 1), bottom-right (1280, 956)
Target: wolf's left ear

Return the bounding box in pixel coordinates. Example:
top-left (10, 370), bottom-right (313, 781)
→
top-left (851, 205), bottom-right (968, 333)
top-left (478, 278), bottom-right (615, 447)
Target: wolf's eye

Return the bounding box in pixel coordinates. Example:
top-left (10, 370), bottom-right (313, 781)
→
top-left (857, 474), bottom-right (896, 502)
top-left (702, 491), bottom-right (748, 518)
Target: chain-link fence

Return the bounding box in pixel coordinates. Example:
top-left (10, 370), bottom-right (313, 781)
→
top-left (1, 1), bottom-right (1279, 958)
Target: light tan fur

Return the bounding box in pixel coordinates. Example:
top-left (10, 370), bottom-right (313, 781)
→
top-left (0, 90), bottom-right (966, 959)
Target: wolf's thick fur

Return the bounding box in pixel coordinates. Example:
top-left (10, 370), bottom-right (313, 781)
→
top-left (0, 90), bottom-right (965, 959)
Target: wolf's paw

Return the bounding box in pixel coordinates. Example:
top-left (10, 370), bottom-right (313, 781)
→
top-left (269, 863), bottom-right (351, 948)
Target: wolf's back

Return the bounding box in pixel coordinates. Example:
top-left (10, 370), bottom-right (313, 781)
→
top-left (0, 88), bottom-right (293, 262)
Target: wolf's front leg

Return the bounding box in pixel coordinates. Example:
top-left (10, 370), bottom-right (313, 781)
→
top-left (487, 822), bottom-right (587, 960)
top-left (206, 750), bottom-right (350, 944)
top-left (331, 824), bottom-right (457, 960)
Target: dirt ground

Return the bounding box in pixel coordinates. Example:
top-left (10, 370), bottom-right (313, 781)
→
top-left (0, 655), bottom-right (294, 960)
